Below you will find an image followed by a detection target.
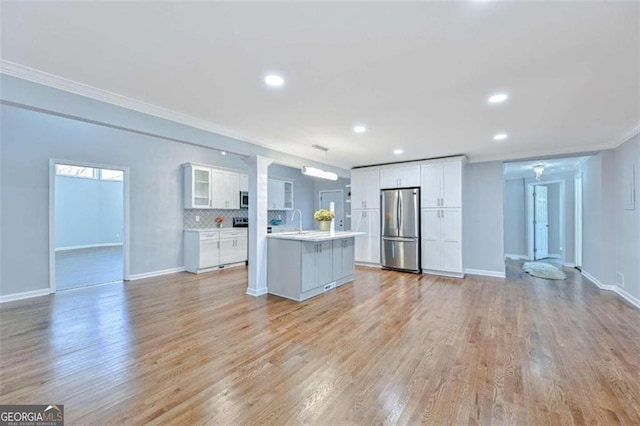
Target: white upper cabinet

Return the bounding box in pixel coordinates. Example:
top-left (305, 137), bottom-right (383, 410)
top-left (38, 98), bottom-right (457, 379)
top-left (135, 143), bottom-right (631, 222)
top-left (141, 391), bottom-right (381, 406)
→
top-left (183, 164), bottom-right (240, 210)
top-left (351, 169), bottom-right (380, 209)
top-left (268, 179), bottom-right (294, 210)
top-left (184, 165), bottom-right (213, 209)
top-left (211, 169), bottom-right (240, 209)
top-left (239, 173), bottom-right (249, 192)
top-left (421, 160), bottom-right (462, 208)
top-left (379, 165), bottom-right (420, 189)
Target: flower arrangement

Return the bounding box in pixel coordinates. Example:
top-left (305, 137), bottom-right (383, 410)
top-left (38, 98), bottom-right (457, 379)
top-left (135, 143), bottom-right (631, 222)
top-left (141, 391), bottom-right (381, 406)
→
top-left (313, 209), bottom-right (335, 222)
top-left (215, 216), bottom-right (224, 227)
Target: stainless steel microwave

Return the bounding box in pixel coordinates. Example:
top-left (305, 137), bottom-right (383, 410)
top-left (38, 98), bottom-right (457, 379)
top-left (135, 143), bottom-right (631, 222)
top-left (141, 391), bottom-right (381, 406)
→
top-left (240, 191), bottom-right (249, 209)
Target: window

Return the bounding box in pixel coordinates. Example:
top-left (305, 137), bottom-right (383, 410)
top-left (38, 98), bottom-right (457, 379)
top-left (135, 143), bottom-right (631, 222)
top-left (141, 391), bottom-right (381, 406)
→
top-left (100, 169), bottom-right (124, 181)
top-left (55, 164), bottom-right (97, 179)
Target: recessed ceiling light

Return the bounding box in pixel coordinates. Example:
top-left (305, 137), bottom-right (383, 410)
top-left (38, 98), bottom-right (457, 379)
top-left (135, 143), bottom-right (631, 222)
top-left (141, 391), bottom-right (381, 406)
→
top-left (353, 125), bottom-right (367, 133)
top-left (493, 133), bottom-right (508, 141)
top-left (264, 74), bottom-right (284, 87)
top-left (393, 149), bottom-right (404, 155)
top-left (221, 151), bottom-right (227, 156)
top-left (488, 93), bottom-right (508, 104)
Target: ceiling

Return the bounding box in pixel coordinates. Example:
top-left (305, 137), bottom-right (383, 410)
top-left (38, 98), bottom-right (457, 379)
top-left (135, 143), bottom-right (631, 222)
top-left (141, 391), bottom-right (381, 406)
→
top-left (503, 155), bottom-right (591, 180)
top-left (1, 2), bottom-right (638, 170)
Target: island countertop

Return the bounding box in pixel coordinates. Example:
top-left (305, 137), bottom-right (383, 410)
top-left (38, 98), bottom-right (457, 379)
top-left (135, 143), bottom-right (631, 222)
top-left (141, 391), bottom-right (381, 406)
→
top-left (266, 230), bottom-right (364, 242)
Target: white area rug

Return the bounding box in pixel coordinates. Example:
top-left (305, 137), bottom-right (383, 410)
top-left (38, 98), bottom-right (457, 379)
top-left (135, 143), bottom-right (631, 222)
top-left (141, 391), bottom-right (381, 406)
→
top-left (523, 262), bottom-right (567, 280)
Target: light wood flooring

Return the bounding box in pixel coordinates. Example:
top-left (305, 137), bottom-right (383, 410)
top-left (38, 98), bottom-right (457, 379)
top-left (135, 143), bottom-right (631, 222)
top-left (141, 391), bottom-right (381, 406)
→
top-left (1, 261), bottom-right (639, 424)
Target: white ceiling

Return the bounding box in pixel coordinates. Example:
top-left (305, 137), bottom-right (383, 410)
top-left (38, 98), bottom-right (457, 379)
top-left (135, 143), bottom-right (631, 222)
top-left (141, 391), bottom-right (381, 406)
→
top-left (503, 155), bottom-right (591, 179)
top-left (1, 1), bottom-right (638, 170)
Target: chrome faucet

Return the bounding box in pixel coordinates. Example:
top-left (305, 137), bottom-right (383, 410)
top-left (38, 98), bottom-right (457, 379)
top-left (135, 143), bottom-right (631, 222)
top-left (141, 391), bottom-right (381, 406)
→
top-left (291, 209), bottom-right (302, 234)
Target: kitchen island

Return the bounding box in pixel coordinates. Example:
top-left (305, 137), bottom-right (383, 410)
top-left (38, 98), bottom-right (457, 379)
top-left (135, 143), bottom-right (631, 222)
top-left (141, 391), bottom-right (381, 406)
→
top-left (266, 231), bottom-right (364, 301)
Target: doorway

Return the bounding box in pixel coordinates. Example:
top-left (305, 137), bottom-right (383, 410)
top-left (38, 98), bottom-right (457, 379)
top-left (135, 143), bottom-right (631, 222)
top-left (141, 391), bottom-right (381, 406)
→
top-left (319, 190), bottom-right (344, 231)
top-left (526, 181), bottom-right (565, 262)
top-left (50, 160), bottom-right (130, 292)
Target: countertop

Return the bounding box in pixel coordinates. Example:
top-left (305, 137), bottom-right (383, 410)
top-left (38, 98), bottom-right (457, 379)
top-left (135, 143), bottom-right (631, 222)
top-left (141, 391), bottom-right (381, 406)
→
top-left (266, 230), bottom-right (364, 242)
top-left (184, 228), bottom-right (247, 232)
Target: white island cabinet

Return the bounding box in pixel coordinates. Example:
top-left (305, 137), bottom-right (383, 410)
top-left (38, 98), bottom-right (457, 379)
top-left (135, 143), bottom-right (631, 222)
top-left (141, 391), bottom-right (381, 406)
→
top-left (267, 231), bottom-right (363, 301)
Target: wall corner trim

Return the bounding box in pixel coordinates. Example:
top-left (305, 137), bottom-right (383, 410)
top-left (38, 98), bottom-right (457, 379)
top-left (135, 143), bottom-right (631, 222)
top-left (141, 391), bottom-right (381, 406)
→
top-left (581, 269), bottom-right (640, 309)
top-left (0, 288), bottom-right (51, 303)
top-left (246, 287), bottom-right (268, 297)
top-left (464, 268), bottom-right (506, 278)
top-left (129, 267), bottom-right (186, 281)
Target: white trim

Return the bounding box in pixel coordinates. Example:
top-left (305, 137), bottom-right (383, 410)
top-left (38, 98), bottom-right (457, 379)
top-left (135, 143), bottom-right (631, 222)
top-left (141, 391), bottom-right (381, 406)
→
top-left (615, 288), bottom-right (640, 310)
top-left (246, 287), bottom-right (268, 297)
top-left (0, 60), bottom-right (297, 165)
top-left (55, 243), bottom-right (123, 252)
top-left (422, 269), bottom-right (465, 279)
top-left (581, 270), bottom-right (617, 291)
top-left (0, 288), bottom-right (51, 303)
top-left (505, 254), bottom-right (529, 260)
top-left (129, 267), bottom-right (186, 281)
top-left (581, 270), bottom-right (640, 309)
top-left (564, 263), bottom-right (576, 268)
top-left (355, 262), bottom-right (381, 268)
top-left (464, 268), bottom-right (506, 278)
top-left (548, 253), bottom-right (562, 259)
top-left (49, 159), bottom-right (131, 292)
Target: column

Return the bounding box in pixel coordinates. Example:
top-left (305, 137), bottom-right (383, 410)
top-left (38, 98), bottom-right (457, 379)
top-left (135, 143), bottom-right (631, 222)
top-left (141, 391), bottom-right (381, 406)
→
top-left (242, 155), bottom-right (273, 296)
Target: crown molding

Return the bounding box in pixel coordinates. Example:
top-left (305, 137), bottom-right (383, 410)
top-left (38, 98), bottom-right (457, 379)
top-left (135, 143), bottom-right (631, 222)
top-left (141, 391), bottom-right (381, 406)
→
top-left (0, 60), bottom-right (317, 164)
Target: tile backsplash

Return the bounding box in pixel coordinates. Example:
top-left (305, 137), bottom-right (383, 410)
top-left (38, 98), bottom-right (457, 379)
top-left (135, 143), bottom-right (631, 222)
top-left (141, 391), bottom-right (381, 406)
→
top-left (184, 209), bottom-right (288, 229)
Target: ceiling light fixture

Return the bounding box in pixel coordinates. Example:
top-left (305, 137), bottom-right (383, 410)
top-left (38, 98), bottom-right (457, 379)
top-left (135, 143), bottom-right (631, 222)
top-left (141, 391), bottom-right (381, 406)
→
top-left (302, 166), bottom-right (338, 181)
top-left (264, 74), bottom-right (284, 87)
top-left (220, 151), bottom-right (227, 156)
top-left (488, 93), bottom-right (508, 104)
top-left (493, 133), bottom-right (508, 141)
top-left (353, 125), bottom-right (367, 133)
top-left (393, 149), bottom-right (404, 155)
top-left (533, 164), bottom-right (545, 181)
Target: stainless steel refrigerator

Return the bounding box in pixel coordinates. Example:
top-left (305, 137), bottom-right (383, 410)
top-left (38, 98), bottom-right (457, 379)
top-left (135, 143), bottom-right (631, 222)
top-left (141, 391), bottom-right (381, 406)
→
top-left (381, 188), bottom-right (421, 273)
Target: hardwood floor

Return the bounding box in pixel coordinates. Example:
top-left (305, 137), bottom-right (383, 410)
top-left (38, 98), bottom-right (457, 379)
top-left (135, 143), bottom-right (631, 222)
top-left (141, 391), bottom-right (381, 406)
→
top-left (55, 246), bottom-right (123, 290)
top-left (1, 262), bottom-right (639, 424)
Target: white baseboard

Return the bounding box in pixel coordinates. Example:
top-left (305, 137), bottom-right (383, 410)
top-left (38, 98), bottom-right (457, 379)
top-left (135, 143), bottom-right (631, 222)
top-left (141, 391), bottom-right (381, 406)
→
top-left (549, 253), bottom-right (562, 259)
top-left (129, 267), bottom-right (186, 281)
top-left (564, 263), bottom-right (576, 268)
top-left (464, 268), bottom-right (506, 278)
top-left (582, 269), bottom-right (640, 309)
top-left (246, 287), bottom-right (268, 297)
top-left (0, 288), bottom-right (51, 303)
top-left (422, 269), bottom-right (465, 279)
top-left (355, 262), bottom-right (381, 268)
top-left (55, 242), bottom-right (123, 251)
top-left (505, 254), bottom-right (529, 260)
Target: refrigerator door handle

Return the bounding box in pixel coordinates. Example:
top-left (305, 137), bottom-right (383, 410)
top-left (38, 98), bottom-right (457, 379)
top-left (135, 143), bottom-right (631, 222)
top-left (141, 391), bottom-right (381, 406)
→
top-left (383, 237), bottom-right (417, 242)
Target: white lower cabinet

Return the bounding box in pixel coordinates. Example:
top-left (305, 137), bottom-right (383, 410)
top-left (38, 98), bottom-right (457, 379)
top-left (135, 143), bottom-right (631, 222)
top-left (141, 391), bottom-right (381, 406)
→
top-left (421, 208), bottom-right (462, 275)
top-left (184, 229), bottom-right (248, 273)
top-left (351, 208), bottom-right (380, 264)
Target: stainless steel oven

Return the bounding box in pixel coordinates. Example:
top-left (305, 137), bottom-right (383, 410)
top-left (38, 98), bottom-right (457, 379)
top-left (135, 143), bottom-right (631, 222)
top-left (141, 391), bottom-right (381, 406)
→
top-left (240, 191), bottom-right (249, 209)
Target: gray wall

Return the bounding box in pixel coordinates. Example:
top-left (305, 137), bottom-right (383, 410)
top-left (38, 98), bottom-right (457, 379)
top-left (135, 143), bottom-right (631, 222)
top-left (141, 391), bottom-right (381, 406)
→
top-left (614, 134), bottom-right (639, 302)
top-left (1, 104), bottom-right (250, 296)
top-left (463, 161), bottom-right (505, 274)
top-left (580, 151), bottom-right (617, 287)
top-left (503, 178), bottom-right (526, 256)
top-left (268, 163), bottom-right (315, 230)
top-left (55, 175), bottom-right (124, 248)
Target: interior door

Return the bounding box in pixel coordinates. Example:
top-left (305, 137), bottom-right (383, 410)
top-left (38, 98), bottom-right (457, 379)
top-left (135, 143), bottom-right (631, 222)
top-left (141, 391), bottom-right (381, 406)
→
top-left (320, 190), bottom-right (344, 231)
top-left (534, 185), bottom-right (549, 260)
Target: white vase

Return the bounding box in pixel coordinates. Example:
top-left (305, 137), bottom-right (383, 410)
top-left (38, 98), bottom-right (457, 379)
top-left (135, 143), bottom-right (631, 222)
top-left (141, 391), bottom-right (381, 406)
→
top-left (319, 221), bottom-right (330, 231)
